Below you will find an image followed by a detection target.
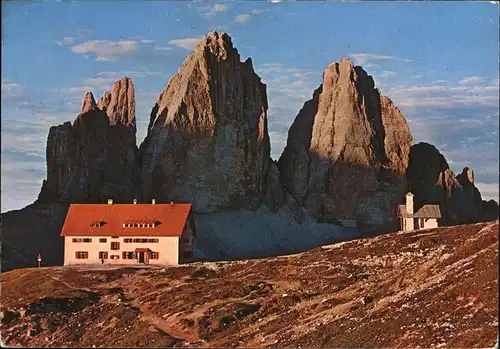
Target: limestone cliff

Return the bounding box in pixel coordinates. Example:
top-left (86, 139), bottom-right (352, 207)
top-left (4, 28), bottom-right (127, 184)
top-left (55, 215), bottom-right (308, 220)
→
top-left (39, 79), bottom-right (138, 204)
top-left (278, 58), bottom-right (412, 232)
top-left (138, 32), bottom-right (272, 212)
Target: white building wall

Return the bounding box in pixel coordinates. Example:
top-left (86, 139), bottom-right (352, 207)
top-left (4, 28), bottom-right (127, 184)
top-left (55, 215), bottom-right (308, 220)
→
top-left (423, 218), bottom-right (438, 229)
top-left (404, 217), bottom-right (414, 231)
top-left (64, 236), bottom-right (179, 266)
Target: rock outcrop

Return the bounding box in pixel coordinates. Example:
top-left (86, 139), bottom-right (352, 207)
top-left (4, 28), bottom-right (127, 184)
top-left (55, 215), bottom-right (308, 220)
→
top-left (138, 32), bottom-right (273, 212)
top-left (4, 79), bottom-right (139, 270)
top-left (97, 77), bottom-right (136, 129)
top-left (39, 78), bottom-right (138, 204)
top-left (278, 58), bottom-right (412, 232)
top-left (481, 199), bottom-right (499, 222)
top-left (406, 142), bottom-right (484, 225)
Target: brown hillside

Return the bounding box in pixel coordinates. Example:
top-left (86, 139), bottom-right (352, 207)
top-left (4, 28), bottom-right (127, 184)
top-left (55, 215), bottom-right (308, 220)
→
top-left (1, 221), bottom-right (498, 348)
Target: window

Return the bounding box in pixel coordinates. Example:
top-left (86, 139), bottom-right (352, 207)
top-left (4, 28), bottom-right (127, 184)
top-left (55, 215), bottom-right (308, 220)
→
top-left (111, 242), bottom-right (120, 250)
top-left (182, 237), bottom-right (190, 244)
top-left (111, 236), bottom-right (119, 239)
top-left (150, 252), bottom-right (159, 259)
top-left (99, 238), bottom-right (107, 243)
top-left (75, 251), bottom-right (88, 259)
top-left (72, 238), bottom-right (82, 243)
top-left (123, 222), bottom-right (158, 228)
top-left (183, 251), bottom-right (192, 259)
top-left (124, 238), bottom-right (132, 243)
top-left (148, 238), bottom-right (159, 243)
top-left (110, 255), bottom-right (120, 260)
top-left (82, 238), bottom-right (92, 243)
top-left (122, 252), bottom-right (135, 259)
top-left (90, 222), bottom-right (103, 228)
top-left (99, 252), bottom-right (108, 259)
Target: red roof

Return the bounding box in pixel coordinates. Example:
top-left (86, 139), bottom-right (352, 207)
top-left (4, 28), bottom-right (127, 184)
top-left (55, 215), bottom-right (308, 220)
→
top-left (60, 203), bottom-right (192, 237)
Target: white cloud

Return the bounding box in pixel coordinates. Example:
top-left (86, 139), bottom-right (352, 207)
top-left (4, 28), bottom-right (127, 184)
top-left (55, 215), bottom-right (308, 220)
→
top-left (364, 63), bottom-right (380, 69)
top-left (1, 80), bottom-right (24, 97)
top-left (168, 37), bottom-right (204, 51)
top-left (71, 40), bottom-right (138, 61)
top-left (458, 76), bottom-right (486, 85)
top-left (350, 53), bottom-right (394, 65)
top-left (398, 96), bottom-right (498, 109)
top-left (96, 71), bottom-right (163, 78)
top-left (291, 80), bottom-right (306, 87)
top-left (57, 70), bottom-right (165, 94)
top-left (201, 3), bottom-right (229, 17)
top-left (349, 53), bottom-right (413, 66)
top-left (57, 86), bottom-right (93, 94)
top-left (251, 9), bottom-right (270, 15)
top-left (385, 81), bottom-right (499, 109)
top-left (53, 29), bottom-right (93, 47)
top-left (476, 182), bottom-right (499, 202)
top-left (54, 36), bottom-right (76, 46)
top-left (139, 39), bottom-right (155, 44)
top-left (235, 8), bottom-right (269, 25)
top-left (235, 14), bottom-right (252, 24)
top-left (155, 46), bottom-right (173, 53)
top-left (254, 63), bottom-right (319, 159)
top-left (492, 78), bottom-right (499, 86)
top-left (380, 71), bottom-right (396, 78)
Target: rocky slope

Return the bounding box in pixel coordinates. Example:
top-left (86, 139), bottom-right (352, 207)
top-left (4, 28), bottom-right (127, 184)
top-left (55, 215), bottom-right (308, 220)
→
top-left (278, 58), bottom-right (413, 233)
top-left (138, 31), bottom-right (275, 212)
top-left (1, 221), bottom-right (497, 348)
top-left (406, 142), bottom-right (493, 226)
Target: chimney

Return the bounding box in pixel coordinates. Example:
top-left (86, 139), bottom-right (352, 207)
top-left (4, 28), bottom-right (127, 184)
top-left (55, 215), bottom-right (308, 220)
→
top-left (405, 192), bottom-right (414, 215)
top-left (133, 199), bottom-right (137, 204)
top-left (108, 199), bottom-right (113, 205)
top-left (152, 199), bottom-right (156, 205)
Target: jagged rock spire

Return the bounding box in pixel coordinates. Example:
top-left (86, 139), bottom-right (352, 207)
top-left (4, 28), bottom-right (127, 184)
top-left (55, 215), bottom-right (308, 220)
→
top-left (97, 77), bottom-right (136, 129)
top-left (80, 92), bottom-right (98, 115)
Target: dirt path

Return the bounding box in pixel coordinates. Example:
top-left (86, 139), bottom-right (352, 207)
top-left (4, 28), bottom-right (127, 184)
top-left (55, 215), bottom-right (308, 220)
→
top-left (129, 299), bottom-right (199, 343)
top-left (49, 272), bottom-right (199, 342)
top-left (47, 274), bottom-right (95, 294)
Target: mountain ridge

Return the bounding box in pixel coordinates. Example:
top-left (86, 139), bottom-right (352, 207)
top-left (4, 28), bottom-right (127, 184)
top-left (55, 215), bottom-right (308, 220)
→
top-left (1, 31), bottom-right (497, 272)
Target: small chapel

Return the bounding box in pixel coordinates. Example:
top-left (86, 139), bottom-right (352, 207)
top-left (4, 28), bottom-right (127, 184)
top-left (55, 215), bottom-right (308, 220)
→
top-left (397, 192), bottom-right (442, 232)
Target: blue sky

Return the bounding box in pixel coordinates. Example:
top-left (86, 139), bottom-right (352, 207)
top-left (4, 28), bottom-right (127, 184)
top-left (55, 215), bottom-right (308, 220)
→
top-left (2, 1), bottom-right (499, 212)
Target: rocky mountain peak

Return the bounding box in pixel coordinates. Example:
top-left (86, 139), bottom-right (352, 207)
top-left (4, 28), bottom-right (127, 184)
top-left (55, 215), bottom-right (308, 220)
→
top-left (458, 167), bottom-right (474, 185)
top-left (138, 31), bottom-right (273, 213)
top-left (97, 77), bottom-right (136, 129)
top-left (194, 31), bottom-right (236, 60)
top-left (408, 142), bottom-right (483, 225)
top-left (80, 92), bottom-right (98, 115)
top-left (279, 58), bottom-right (412, 232)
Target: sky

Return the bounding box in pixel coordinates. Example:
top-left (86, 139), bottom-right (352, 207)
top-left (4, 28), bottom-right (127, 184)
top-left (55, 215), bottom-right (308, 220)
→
top-left (1, 1), bottom-right (499, 212)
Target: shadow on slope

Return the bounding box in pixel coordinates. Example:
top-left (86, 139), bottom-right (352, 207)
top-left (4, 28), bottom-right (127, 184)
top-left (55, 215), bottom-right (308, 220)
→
top-left (1, 202), bottom-right (68, 272)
